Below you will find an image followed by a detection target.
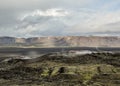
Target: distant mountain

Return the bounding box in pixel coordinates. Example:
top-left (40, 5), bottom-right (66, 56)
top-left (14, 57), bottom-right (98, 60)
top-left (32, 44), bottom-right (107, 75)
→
top-left (0, 36), bottom-right (120, 47)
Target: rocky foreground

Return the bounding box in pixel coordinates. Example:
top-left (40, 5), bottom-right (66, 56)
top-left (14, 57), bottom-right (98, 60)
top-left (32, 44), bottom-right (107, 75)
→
top-left (0, 52), bottom-right (120, 86)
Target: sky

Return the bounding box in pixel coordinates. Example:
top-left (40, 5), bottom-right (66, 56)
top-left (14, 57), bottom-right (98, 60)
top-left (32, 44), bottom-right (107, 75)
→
top-left (0, 0), bottom-right (120, 37)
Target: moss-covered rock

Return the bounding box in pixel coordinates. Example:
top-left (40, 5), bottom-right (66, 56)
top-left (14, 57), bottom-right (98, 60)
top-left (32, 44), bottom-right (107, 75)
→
top-left (41, 67), bottom-right (50, 77)
top-left (97, 65), bottom-right (116, 74)
top-left (0, 52), bottom-right (120, 86)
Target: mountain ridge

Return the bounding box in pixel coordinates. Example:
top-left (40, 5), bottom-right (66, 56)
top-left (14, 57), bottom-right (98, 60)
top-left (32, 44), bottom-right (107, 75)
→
top-left (0, 36), bottom-right (120, 47)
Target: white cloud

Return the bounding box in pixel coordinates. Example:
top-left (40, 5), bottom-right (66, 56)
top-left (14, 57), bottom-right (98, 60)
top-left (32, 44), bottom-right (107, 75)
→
top-left (20, 8), bottom-right (69, 21)
top-left (6, 7), bottom-right (120, 37)
top-left (64, 10), bottom-right (120, 34)
top-left (0, 0), bottom-right (120, 37)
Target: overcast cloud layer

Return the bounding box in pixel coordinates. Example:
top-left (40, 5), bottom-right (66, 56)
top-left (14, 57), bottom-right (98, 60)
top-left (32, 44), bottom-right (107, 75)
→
top-left (0, 0), bottom-right (120, 37)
